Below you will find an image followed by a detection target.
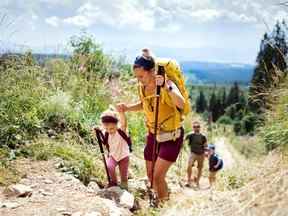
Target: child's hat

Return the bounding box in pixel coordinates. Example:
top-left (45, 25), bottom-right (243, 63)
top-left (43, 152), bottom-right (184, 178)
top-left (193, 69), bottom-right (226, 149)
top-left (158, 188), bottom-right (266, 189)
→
top-left (101, 107), bottom-right (119, 123)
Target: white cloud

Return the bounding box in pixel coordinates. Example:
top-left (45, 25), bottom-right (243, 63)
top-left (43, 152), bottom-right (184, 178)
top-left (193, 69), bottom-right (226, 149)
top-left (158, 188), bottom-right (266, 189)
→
top-left (189, 8), bottom-right (257, 24)
top-left (12, 0), bottom-right (288, 31)
top-left (190, 9), bottom-right (222, 22)
top-left (62, 2), bottom-right (101, 27)
top-left (117, 1), bottom-right (155, 31)
top-left (31, 13), bottom-right (38, 21)
top-left (45, 16), bottom-right (61, 27)
top-left (58, 1), bottom-right (157, 31)
top-left (63, 16), bottom-right (92, 27)
top-left (225, 12), bottom-right (257, 24)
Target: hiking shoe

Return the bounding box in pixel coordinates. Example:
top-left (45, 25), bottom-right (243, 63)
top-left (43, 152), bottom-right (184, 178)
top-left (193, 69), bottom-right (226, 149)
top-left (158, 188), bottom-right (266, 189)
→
top-left (120, 182), bottom-right (128, 190)
top-left (185, 183), bottom-right (192, 188)
top-left (105, 182), bottom-right (118, 188)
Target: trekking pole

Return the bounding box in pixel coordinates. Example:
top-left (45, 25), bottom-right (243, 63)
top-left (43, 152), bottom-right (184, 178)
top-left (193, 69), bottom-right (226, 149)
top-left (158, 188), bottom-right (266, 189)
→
top-left (178, 148), bottom-right (183, 187)
top-left (149, 65), bottom-right (165, 207)
top-left (93, 128), bottom-right (111, 184)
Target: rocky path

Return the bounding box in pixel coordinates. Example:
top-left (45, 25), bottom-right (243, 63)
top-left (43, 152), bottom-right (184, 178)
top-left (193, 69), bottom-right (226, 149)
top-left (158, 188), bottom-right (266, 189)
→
top-left (0, 159), bottom-right (134, 216)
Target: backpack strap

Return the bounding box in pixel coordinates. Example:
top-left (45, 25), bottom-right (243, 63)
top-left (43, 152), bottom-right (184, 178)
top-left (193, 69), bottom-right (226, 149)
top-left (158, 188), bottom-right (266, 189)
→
top-left (117, 129), bottom-right (133, 152)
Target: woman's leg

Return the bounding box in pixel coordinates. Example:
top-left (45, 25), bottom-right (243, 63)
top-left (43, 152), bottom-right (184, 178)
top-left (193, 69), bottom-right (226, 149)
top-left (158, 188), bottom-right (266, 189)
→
top-left (118, 156), bottom-right (129, 189)
top-left (153, 157), bottom-right (173, 200)
top-left (106, 156), bottom-right (118, 186)
top-left (146, 160), bottom-right (153, 185)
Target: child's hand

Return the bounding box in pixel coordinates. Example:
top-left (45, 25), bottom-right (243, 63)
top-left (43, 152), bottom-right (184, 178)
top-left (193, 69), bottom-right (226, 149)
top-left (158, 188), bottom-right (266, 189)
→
top-left (92, 125), bottom-right (100, 130)
top-left (91, 126), bottom-right (101, 136)
top-left (116, 103), bottom-right (128, 112)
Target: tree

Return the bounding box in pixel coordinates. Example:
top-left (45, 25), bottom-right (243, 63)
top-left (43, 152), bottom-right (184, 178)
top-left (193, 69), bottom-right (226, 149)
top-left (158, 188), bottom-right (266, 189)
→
top-left (227, 82), bottom-right (240, 107)
top-left (225, 104), bottom-right (237, 120)
top-left (69, 32), bottom-right (114, 79)
top-left (249, 20), bottom-right (288, 113)
top-left (196, 90), bottom-right (207, 113)
top-left (221, 87), bottom-right (227, 110)
top-left (209, 91), bottom-right (222, 122)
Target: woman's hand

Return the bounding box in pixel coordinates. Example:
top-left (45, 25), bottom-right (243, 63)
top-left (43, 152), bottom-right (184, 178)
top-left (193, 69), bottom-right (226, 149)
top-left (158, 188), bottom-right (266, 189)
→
top-left (155, 75), bottom-right (165, 86)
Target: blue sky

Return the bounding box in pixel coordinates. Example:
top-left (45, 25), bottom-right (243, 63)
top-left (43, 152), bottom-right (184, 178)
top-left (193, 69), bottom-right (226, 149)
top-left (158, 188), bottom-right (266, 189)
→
top-left (0, 0), bottom-right (287, 64)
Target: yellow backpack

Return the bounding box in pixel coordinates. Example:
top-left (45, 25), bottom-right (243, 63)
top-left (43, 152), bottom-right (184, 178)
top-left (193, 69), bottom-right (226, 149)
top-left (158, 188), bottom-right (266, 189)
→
top-left (156, 58), bottom-right (191, 116)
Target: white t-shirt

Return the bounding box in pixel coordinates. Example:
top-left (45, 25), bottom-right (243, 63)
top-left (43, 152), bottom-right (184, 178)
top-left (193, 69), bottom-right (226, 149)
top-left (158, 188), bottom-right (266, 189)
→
top-left (108, 131), bottom-right (130, 162)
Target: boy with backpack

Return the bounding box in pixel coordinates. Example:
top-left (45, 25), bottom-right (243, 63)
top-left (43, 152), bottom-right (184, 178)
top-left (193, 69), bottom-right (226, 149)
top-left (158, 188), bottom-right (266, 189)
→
top-left (93, 108), bottom-right (132, 190)
top-left (207, 143), bottom-right (223, 188)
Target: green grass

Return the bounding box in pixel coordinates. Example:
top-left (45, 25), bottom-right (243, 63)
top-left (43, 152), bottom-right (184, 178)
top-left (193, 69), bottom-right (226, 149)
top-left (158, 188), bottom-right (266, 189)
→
top-left (0, 165), bottom-right (22, 186)
top-left (259, 79), bottom-right (288, 152)
top-left (0, 147), bottom-right (22, 186)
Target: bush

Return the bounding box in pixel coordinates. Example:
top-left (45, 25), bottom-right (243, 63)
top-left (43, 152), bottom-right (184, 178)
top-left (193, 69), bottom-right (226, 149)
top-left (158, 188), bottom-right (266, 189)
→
top-left (233, 121), bottom-right (242, 135)
top-left (258, 79), bottom-right (288, 152)
top-left (217, 115), bottom-right (233, 125)
top-left (0, 55), bottom-right (45, 148)
top-left (241, 113), bottom-right (257, 135)
top-left (0, 34), bottom-right (117, 148)
top-left (70, 32), bottom-right (116, 79)
top-left (261, 124), bottom-right (288, 152)
top-left (126, 112), bottom-right (146, 151)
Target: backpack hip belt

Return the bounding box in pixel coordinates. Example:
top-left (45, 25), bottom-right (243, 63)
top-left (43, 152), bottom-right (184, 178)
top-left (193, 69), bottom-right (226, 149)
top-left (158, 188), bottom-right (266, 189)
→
top-left (156, 127), bottom-right (182, 142)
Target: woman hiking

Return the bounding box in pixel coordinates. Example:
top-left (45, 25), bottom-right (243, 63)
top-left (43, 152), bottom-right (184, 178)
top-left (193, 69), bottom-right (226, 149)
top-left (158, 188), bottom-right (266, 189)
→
top-left (117, 49), bottom-right (186, 204)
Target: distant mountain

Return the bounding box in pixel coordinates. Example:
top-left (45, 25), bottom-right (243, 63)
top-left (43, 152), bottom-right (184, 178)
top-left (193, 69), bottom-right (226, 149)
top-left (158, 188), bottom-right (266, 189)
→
top-left (181, 61), bottom-right (255, 85)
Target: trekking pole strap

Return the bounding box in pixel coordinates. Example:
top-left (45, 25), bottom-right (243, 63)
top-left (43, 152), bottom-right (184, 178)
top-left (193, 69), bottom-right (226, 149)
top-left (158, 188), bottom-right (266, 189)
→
top-left (94, 129), bottom-right (111, 183)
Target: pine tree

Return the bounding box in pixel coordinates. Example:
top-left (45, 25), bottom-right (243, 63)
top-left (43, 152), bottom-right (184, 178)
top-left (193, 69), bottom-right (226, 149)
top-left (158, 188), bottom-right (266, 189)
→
top-left (221, 87), bottom-right (227, 110)
top-left (196, 90), bottom-right (207, 113)
top-left (209, 91), bottom-right (222, 122)
top-left (238, 93), bottom-right (247, 110)
top-left (227, 82), bottom-right (240, 107)
top-left (249, 20), bottom-right (288, 112)
top-left (214, 96), bottom-right (223, 121)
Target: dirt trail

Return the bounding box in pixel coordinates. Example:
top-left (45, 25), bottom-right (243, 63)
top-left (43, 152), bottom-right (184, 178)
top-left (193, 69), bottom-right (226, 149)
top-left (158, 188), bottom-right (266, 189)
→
top-left (0, 159), bottom-right (131, 216)
top-left (160, 137), bottom-right (288, 216)
top-left (214, 137), bottom-right (235, 169)
top-left (160, 137), bottom-right (239, 216)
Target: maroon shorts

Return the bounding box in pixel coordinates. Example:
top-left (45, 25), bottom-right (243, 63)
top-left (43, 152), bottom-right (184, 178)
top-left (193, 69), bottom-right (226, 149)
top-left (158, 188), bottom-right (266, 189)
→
top-left (144, 128), bottom-right (184, 162)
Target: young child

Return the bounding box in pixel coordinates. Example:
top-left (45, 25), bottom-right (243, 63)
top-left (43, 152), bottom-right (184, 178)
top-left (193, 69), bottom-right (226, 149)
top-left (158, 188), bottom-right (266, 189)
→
top-left (94, 108), bottom-right (132, 190)
top-left (207, 144), bottom-right (223, 188)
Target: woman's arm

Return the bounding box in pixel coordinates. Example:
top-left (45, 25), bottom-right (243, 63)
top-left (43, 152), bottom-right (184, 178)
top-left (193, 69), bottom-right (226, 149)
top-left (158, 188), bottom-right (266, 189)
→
top-left (166, 80), bottom-right (185, 110)
top-left (117, 102), bottom-right (143, 112)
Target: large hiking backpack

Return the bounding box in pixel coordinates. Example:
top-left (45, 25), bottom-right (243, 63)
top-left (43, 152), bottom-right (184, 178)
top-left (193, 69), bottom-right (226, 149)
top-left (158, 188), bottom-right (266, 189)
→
top-left (156, 58), bottom-right (191, 116)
